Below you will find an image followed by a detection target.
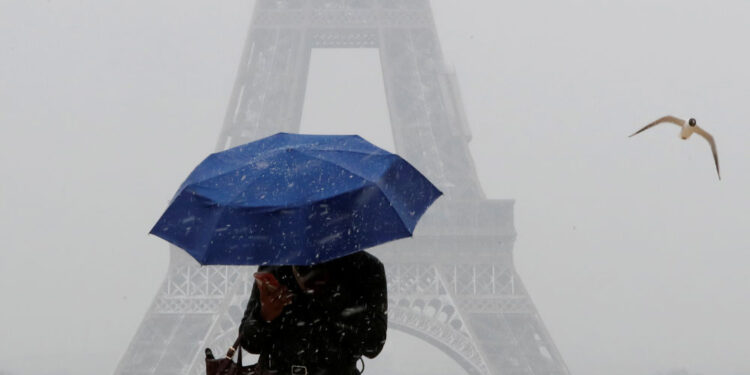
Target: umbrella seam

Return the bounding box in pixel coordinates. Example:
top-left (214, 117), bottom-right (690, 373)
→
top-left (184, 149), bottom-right (287, 192)
top-left (288, 148), bottom-right (394, 192)
top-left (223, 186), bottom-right (379, 217)
top-left (190, 146), bottom-right (390, 186)
top-left (181, 151), bottom-right (422, 233)
top-left (289, 149), bottom-right (415, 233)
top-left (192, 148), bottom-right (388, 209)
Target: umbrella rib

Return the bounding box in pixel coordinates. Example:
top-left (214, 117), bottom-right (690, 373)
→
top-left (187, 146), bottom-right (388, 188)
top-left (183, 158), bottom-right (293, 208)
top-left (198, 141), bottom-right (387, 181)
top-left (220, 148), bottom-right (378, 210)
top-left (197, 200), bottom-right (228, 265)
top-left (186, 150), bottom-right (418, 232)
top-left (184, 150), bottom-right (285, 187)
top-left (373, 163), bottom-right (416, 234)
top-left (289, 149), bottom-right (414, 233)
top-left (182, 148), bottom-right (384, 204)
top-left (299, 147), bottom-right (390, 157)
top-left (289, 148), bottom-right (395, 184)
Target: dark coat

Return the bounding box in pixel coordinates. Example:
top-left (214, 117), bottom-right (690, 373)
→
top-left (239, 251), bottom-right (388, 374)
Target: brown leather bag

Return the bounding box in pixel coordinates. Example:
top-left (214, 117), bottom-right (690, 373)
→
top-left (205, 337), bottom-right (263, 375)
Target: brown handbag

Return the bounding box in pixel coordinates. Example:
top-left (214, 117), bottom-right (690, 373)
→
top-left (205, 337), bottom-right (263, 375)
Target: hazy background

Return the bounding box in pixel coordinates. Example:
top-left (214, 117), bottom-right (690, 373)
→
top-left (1, 1), bottom-right (749, 375)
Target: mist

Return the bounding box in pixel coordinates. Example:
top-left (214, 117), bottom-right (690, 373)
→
top-left (1, 1), bottom-right (749, 375)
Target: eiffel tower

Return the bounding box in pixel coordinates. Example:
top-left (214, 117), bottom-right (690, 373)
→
top-left (115, 1), bottom-right (571, 374)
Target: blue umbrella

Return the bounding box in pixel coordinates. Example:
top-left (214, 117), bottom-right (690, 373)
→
top-left (150, 133), bottom-right (442, 265)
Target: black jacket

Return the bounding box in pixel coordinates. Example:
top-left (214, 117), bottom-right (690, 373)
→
top-left (239, 251), bottom-right (388, 373)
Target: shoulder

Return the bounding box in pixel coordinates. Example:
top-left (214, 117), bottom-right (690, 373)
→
top-left (327, 251), bottom-right (384, 277)
top-left (346, 251), bottom-right (383, 270)
top-left (351, 252), bottom-right (385, 280)
top-left (360, 251), bottom-right (384, 269)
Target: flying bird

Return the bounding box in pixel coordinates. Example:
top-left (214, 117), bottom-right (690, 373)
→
top-left (630, 115), bottom-right (721, 180)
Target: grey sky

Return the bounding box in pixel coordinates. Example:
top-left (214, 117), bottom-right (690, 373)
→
top-left (1, 1), bottom-right (749, 375)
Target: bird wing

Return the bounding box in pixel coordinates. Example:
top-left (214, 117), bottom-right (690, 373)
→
top-left (629, 115), bottom-right (685, 137)
top-left (693, 125), bottom-right (721, 180)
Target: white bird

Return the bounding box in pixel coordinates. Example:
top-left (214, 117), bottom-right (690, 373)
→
top-left (629, 115), bottom-right (721, 180)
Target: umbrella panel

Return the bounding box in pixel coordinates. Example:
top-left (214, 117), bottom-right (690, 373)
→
top-left (155, 184), bottom-right (412, 265)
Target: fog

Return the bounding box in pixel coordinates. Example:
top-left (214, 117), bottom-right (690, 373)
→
top-left (1, 1), bottom-right (749, 375)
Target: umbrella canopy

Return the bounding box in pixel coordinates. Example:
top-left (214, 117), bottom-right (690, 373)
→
top-left (150, 132), bottom-right (442, 265)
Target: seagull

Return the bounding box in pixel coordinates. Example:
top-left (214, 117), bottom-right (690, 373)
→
top-left (630, 115), bottom-right (721, 180)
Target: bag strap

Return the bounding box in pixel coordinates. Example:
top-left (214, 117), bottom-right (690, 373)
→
top-left (224, 336), bottom-right (243, 365)
top-left (214, 336), bottom-right (243, 375)
top-left (237, 341), bottom-right (243, 367)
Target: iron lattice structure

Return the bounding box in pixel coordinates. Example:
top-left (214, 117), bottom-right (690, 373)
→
top-left (115, 1), bottom-right (571, 374)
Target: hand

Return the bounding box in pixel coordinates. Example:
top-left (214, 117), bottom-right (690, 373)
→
top-left (254, 273), bottom-right (293, 322)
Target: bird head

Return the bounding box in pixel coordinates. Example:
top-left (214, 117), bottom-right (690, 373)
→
top-left (689, 118), bottom-right (697, 126)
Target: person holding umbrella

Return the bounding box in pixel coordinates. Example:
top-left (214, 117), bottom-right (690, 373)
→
top-left (240, 251), bottom-right (387, 374)
top-left (149, 133), bottom-right (442, 375)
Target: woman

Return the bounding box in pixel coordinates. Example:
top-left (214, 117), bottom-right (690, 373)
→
top-left (239, 251), bottom-right (388, 375)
